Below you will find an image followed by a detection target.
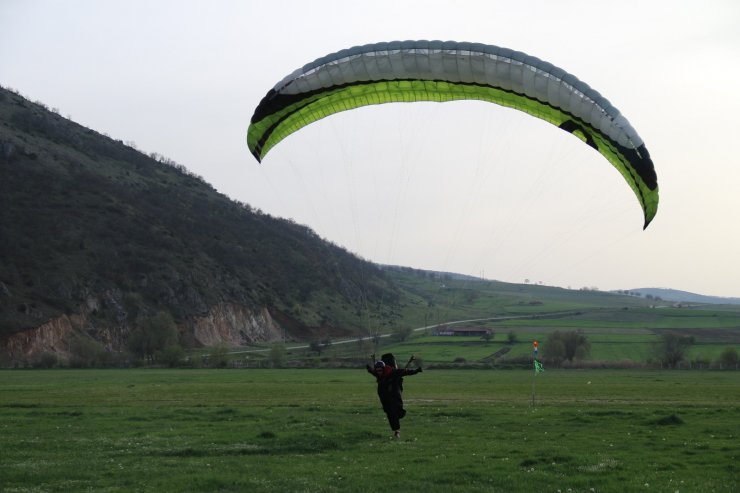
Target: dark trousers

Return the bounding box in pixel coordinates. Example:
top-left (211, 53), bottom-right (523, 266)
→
top-left (379, 393), bottom-right (406, 431)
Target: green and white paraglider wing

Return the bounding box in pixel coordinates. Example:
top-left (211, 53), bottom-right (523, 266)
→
top-left (247, 40), bottom-right (658, 228)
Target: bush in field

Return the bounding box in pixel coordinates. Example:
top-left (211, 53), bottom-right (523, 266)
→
top-left (187, 352), bottom-right (204, 368)
top-left (267, 343), bottom-right (286, 368)
top-left (507, 331), bottom-right (518, 344)
top-left (656, 333), bottom-right (695, 368)
top-left (392, 326), bottom-right (413, 342)
top-left (309, 340), bottom-right (322, 355)
top-left (69, 334), bottom-right (108, 368)
top-left (208, 343), bottom-right (229, 368)
top-left (310, 339), bottom-right (333, 355)
top-left (690, 356), bottom-right (711, 369)
top-left (544, 338), bottom-right (565, 363)
top-left (33, 351), bottom-right (58, 369)
top-left (128, 311), bottom-right (179, 363)
top-left (158, 344), bottom-right (186, 368)
top-left (717, 347), bottom-right (738, 369)
top-left (543, 330), bottom-right (590, 363)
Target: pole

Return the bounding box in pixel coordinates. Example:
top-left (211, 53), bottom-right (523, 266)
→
top-left (531, 340), bottom-right (540, 407)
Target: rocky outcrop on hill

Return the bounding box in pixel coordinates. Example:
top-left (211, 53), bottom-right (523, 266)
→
top-left (190, 303), bottom-right (283, 346)
top-left (1, 314), bottom-right (78, 363)
top-left (0, 301), bottom-right (285, 366)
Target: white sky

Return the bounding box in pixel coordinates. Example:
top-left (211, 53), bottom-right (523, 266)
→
top-left (2, 0), bottom-right (739, 297)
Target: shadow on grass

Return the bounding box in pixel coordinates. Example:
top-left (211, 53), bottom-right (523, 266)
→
top-left (648, 414), bottom-right (684, 426)
top-left (150, 429), bottom-right (384, 458)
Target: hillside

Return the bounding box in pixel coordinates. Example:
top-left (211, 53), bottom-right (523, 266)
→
top-left (4, 85), bottom-right (723, 369)
top-left (0, 86), bottom-right (400, 364)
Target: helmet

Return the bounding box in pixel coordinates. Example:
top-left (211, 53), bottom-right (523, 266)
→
top-left (381, 353), bottom-right (397, 368)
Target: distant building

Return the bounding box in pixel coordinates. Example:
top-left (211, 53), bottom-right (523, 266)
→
top-left (435, 327), bottom-right (491, 337)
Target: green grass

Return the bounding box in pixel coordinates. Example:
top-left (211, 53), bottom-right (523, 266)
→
top-left (297, 305), bottom-right (740, 367)
top-left (1, 369), bottom-right (738, 492)
top-left (337, 326), bottom-right (736, 366)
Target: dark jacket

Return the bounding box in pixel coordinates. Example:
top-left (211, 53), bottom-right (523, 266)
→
top-left (367, 365), bottom-right (421, 401)
top-left (367, 363), bottom-right (422, 431)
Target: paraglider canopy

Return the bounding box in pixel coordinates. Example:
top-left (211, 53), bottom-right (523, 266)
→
top-left (247, 40), bottom-right (658, 228)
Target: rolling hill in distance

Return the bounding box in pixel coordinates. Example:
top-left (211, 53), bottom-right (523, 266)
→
top-left (624, 288), bottom-right (740, 305)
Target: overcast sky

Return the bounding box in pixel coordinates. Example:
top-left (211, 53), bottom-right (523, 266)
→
top-left (2, 0), bottom-right (740, 297)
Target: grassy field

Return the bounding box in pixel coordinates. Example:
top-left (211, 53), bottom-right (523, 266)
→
top-left (237, 304), bottom-right (739, 372)
top-left (372, 333), bottom-right (735, 366)
top-left (1, 369), bottom-right (738, 492)
top-left (258, 304), bottom-right (740, 369)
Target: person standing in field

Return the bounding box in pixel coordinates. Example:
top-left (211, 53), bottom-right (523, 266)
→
top-left (366, 353), bottom-right (423, 439)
